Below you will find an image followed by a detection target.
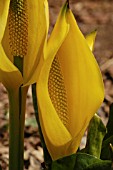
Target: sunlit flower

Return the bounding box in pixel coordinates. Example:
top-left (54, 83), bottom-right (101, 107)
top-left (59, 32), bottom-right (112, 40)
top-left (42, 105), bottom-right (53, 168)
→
top-left (0, 0), bottom-right (48, 90)
top-left (36, 2), bottom-right (104, 160)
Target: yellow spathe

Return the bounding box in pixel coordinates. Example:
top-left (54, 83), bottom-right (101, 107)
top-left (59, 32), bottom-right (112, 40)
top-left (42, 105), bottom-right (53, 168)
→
top-left (0, 0), bottom-right (48, 90)
top-left (36, 2), bottom-right (104, 160)
top-left (0, 0), bottom-right (10, 41)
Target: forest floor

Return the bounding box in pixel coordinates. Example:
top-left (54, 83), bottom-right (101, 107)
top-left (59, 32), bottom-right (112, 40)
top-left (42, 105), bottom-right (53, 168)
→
top-left (0, 0), bottom-right (113, 169)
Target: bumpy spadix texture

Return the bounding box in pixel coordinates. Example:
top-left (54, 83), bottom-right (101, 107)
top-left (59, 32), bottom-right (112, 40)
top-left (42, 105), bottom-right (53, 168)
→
top-left (48, 56), bottom-right (69, 127)
top-left (9, 0), bottom-right (28, 58)
top-left (37, 3), bottom-right (104, 160)
top-left (0, 0), bottom-right (48, 90)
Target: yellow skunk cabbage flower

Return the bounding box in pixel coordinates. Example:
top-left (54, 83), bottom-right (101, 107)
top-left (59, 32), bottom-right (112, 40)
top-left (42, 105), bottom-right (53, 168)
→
top-left (36, 2), bottom-right (104, 160)
top-left (0, 0), bottom-right (48, 90)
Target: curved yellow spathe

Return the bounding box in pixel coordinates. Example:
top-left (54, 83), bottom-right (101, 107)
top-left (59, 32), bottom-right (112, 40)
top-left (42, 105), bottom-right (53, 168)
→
top-left (37, 3), bottom-right (104, 160)
top-left (0, 0), bottom-right (48, 89)
top-left (0, 0), bottom-right (10, 41)
top-left (0, 0), bottom-right (23, 90)
top-left (0, 44), bottom-right (23, 90)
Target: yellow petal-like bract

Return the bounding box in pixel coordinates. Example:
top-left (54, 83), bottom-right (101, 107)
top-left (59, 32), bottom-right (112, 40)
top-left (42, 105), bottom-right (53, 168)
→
top-left (0, 0), bottom-right (48, 89)
top-left (37, 2), bottom-right (104, 160)
top-left (0, 0), bottom-right (23, 89)
top-left (0, 0), bottom-right (10, 41)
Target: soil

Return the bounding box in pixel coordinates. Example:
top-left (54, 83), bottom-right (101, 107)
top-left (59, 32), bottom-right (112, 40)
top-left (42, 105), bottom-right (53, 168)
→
top-left (0, 0), bottom-right (113, 169)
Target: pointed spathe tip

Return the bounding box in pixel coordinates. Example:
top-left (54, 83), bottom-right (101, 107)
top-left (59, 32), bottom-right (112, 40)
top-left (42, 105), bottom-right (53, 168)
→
top-left (66, 0), bottom-right (70, 9)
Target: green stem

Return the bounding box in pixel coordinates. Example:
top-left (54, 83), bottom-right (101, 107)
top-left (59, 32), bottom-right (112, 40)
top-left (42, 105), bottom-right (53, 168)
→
top-left (32, 83), bottom-right (52, 169)
top-left (8, 86), bottom-right (28, 170)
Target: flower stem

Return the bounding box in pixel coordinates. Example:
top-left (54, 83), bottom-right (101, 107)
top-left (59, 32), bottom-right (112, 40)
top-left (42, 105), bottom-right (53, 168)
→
top-left (8, 86), bottom-right (28, 170)
top-left (32, 83), bottom-right (52, 169)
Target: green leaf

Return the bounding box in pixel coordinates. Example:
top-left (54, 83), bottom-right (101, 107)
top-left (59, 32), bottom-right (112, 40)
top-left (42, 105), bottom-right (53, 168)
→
top-left (101, 104), bottom-right (113, 160)
top-left (101, 135), bottom-right (113, 160)
top-left (85, 161), bottom-right (112, 170)
top-left (74, 153), bottom-right (112, 170)
top-left (104, 104), bottom-right (113, 140)
top-left (51, 154), bottom-right (76, 170)
top-left (84, 114), bottom-right (106, 158)
top-left (51, 153), bottom-right (112, 170)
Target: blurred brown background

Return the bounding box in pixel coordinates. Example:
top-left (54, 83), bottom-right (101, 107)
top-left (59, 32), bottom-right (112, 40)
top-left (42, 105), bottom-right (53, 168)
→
top-left (0, 0), bottom-right (113, 169)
